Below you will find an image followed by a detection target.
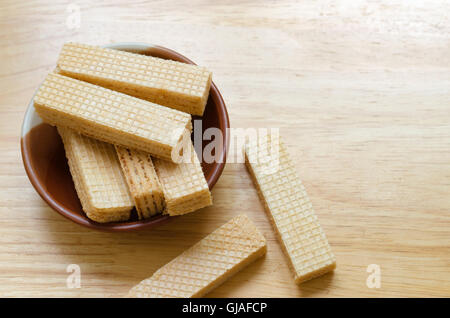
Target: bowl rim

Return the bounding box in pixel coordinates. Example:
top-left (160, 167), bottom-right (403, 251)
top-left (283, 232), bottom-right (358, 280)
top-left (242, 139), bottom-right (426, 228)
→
top-left (20, 42), bottom-right (230, 232)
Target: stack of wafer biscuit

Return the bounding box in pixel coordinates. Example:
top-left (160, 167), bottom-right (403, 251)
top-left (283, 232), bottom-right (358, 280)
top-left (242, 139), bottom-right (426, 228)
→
top-left (34, 42), bottom-right (213, 223)
top-left (34, 42), bottom-right (337, 296)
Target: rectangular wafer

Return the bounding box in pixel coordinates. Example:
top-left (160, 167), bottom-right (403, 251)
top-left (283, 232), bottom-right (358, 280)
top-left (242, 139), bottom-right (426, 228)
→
top-left (127, 214), bottom-right (266, 298)
top-left (57, 127), bottom-right (134, 223)
top-left (245, 135), bottom-right (336, 284)
top-left (115, 146), bottom-right (165, 219)
top-left (34, 73), bottom-right (192, 161)
top-left (153, 140), bottom-right (212, 216)
top-left (57, 42), bottom-right (212, 116)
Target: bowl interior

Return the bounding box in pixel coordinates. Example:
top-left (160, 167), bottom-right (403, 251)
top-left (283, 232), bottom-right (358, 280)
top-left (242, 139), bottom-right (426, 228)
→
top-left (21, 44), bottom-right (229, 231)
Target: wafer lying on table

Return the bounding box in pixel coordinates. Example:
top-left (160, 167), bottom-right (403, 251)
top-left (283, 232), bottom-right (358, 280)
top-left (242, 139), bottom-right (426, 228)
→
top-left (115, 146), bottom-right (165, 219)
top-left (57, 42), bottom-right (212, 116)
top-left (245, 135), bottom-right (336, 284)
top-left (58, 127), bottom-right (134, 223)
top-left (153, 140), bottom-right (212, 216)
top-left (34, 73), bottom-right (192, 161)
top-left (127, 214), bottom-right (266, 298)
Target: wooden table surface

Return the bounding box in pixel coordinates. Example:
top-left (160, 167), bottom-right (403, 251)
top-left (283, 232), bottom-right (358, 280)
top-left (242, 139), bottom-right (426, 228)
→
top-left (0, 0), bottom-right (449, 298)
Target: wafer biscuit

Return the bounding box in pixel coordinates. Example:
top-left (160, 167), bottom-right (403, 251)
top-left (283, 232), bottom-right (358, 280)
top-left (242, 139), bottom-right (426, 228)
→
top-left (127, 214), bottom-right (266, 298)
top-left (153, 140), bottom-right (212, 216)
top-left (245, 135), bottom-right (336, 284)
top-left (57, 127), bottom-right (134, 223)
top-left (57, 42), bottom-right (212, 116)
top-left (115, 146), bottom-right (165, 219)
top-left (34, 73), bottom-right (192, 161)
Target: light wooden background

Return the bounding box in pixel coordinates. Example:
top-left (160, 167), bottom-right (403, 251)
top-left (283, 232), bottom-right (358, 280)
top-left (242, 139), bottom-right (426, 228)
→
top-left (0, 0), bottom-right (449, 297)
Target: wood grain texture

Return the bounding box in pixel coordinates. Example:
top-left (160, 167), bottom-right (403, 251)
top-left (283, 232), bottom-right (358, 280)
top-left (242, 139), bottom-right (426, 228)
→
top-left (0, 0), bottom-right (449, 297)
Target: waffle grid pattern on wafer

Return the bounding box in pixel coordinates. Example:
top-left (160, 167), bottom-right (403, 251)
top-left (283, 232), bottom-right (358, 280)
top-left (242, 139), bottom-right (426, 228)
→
top-left (57, 43), bottom-right (212, 115)
top-left (153, 141), bottom-right (212, 215)
top-left (245, 135), bottom-right (336, 283)
top-left (127, 214), bottom-right (266, 298)
top-left (58, 127), bottom-right (133, 223)
top-left (34, 73), bottom-right (191, 160)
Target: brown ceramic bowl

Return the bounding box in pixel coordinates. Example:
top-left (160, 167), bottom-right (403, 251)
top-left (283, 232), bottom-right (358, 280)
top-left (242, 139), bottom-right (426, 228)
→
top-left (20, 43), bottom-right (229, 232)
